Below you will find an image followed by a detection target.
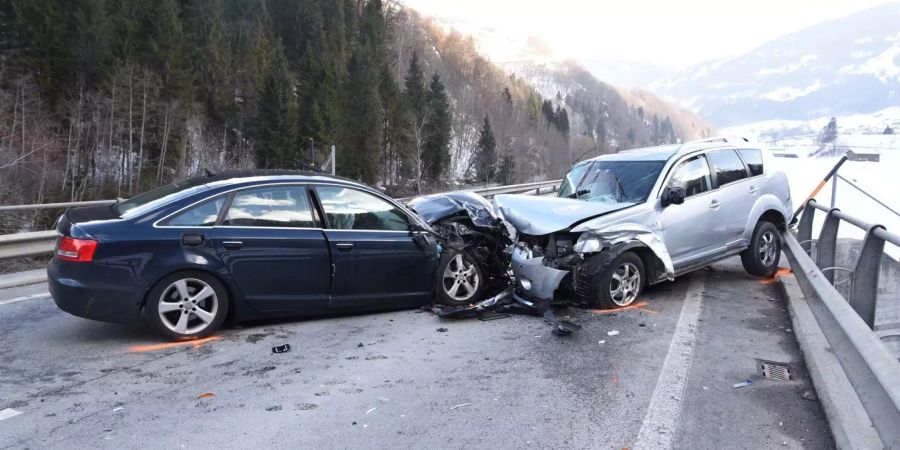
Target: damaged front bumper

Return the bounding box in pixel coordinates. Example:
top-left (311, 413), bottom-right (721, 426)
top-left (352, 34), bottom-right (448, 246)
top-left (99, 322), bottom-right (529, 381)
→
top-left (510, 244), bottom-right (569, 301)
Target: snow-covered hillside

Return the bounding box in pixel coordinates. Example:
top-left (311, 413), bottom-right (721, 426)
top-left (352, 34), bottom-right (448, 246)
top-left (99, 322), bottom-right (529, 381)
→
top-left (651, 3), bottom-right (900, 127)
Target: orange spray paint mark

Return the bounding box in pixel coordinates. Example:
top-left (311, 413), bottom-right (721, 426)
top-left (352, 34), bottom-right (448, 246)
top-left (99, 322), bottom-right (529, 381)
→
top-left (759, 268), bottom-right (794, 285)
top-left (589, 301), bottom-right (649, 315)
top-left (128, 336), bottom-right (222, 353)
top-left (198, 392), bottom-right (215, 399)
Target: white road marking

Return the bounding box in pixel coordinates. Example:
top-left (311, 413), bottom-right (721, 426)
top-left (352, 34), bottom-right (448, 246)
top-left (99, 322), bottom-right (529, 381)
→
top-left (0, 408), bottom-right (23, 422)
top-left (0, 292), bottom-right (50, 306)
top-left (633, 273), bottom-right (706, 450)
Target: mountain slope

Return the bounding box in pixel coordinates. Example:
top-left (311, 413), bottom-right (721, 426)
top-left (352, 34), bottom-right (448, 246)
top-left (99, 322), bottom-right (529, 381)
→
top-left (651, 3), bottom-right (900, 127)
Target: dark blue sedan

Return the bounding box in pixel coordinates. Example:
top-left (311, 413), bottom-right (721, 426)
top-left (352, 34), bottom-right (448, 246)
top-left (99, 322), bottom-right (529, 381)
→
top-left (49, 171), bottom-right (441, 340)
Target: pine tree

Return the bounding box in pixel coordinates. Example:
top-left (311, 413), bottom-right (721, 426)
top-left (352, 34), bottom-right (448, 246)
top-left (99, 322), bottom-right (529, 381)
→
top-left (475, 115), bottom-right (497, 184)
top-left (423, 73), bottom-right (451, 181)
top-left (497, 151), bottom-right (516, 185)
top-left (255, 41), bottom-right (298, 169)
top-left (556, 106), bottom-right (569, 135)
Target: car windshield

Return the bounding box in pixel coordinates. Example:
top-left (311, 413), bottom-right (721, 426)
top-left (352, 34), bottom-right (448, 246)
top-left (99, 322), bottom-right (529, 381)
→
top-left (558, 160), bottom-right (666, 204)
top-left (115, 178), bottom-right (209, 218)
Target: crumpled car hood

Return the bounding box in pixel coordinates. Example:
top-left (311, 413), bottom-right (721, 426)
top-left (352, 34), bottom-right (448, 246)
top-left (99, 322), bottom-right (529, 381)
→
top-left (493, 194), bottom-right (635, 236)
top-left (408, 191), bottom-right (499, 228)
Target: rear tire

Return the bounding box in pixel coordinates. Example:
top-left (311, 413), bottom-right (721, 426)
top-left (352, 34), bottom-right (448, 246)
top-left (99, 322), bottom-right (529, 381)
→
top-left (435, 249), bottom-right (486, 306)
top-left (145, 271), bottom-right (229, 341)
top-left (583, 251), bottom-right (645, 309)
top-left (741, 221), bottom-right (782, 277)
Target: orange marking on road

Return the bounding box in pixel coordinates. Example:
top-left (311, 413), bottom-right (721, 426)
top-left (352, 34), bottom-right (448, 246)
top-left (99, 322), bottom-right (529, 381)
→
top-left (588, 301), bottom-right (648, 315)
top-left (198, 392), bottom-right (215, 399)
top-left (759, 268), bottom-right (795, 285)
top-left (128, 336), bottom-right (222, 353)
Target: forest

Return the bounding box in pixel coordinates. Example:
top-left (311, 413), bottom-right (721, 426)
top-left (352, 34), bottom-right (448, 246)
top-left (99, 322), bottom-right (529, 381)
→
top-left (0, 0), bottom-right (690, 235)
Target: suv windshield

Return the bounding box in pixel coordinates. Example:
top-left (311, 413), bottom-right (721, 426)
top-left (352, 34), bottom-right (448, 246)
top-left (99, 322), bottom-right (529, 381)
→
top-left (558, 160), bottom-right (666, 204)
top-left (115, 178), bottom-right (209, 218)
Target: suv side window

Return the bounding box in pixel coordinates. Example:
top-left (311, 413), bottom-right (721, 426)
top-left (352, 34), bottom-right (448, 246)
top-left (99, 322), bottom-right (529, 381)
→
top-left (707, 149), bottom-right (749, 187)
top-left (667, 155), bottom-right (711, 197)
top-left (163, 197), bottom-right (225, 226)
top-left (738, 148), bottom-right (764, 176)
top-left (316, 185), bottom-right (410, 231)
top-left (222, 186), bottom-right (316, 228)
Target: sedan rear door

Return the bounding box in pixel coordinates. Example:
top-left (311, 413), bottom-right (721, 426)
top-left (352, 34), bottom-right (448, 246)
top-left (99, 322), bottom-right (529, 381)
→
top-left (313, 185), bottom-right (436, 310)
top-left (211, 185), bottom-right (332, 312)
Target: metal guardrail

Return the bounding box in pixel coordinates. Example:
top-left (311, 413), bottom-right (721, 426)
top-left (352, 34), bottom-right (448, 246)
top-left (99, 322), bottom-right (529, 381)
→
top-left (0, 180), bottom-right (561, 260)
top-left (789, 198), bottom-right (900, 447)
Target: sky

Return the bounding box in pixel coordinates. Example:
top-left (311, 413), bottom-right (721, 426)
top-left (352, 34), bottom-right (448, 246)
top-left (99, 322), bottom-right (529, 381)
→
top-left (401, 0), bottom-right (897, 68)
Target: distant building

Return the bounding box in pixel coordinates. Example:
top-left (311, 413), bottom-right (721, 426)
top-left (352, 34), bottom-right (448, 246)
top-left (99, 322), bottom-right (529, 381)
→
top-left (846, 148), bottom-right (880, 162)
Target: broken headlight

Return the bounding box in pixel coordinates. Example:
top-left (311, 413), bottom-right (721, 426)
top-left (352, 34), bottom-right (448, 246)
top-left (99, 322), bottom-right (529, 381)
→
top-left (573, 234), bottom-right (603, 254)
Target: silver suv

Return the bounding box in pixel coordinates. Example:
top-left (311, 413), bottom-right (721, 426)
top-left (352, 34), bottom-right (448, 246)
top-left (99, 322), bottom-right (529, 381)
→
top-left (492, 137), bottom-right (793, 309)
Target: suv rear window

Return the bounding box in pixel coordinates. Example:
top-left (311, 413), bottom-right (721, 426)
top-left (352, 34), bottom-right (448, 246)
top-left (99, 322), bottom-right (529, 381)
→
top-left (738, 149), bottom-right (764, 176)
top-left (707, 149), bottom-right (748, 187)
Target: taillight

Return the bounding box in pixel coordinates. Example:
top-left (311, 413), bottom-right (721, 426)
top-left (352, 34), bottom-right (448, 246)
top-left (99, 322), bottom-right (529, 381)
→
top-left (56, 236), bottom-right (98, 262)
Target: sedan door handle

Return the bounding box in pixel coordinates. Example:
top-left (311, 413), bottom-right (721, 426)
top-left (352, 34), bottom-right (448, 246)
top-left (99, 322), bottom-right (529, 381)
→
top-left (335, 243), bottom-right (354, 252)
top-left (222, 240), bottom-right (243, 250)
top-left (709, 199), bottom-right (721, 209)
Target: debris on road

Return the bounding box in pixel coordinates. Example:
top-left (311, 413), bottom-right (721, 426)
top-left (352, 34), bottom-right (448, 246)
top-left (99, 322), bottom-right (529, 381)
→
top-left (732, 379), bottom-right (753, 388)
top-left (0, 408), bottom-right (22, 421)
top-left (436, 327), bottom-right (448, 333)
top-left (366, 407), bottom-right (378, 415)
top-left (272, 344), bottom-right (291, 354)
top-left (598, 340), bottom-right (606, 345)
top-left (449, 402), bottom-right (472, 410)
top-left (607, 330), bottom-right (620, 336)
top-left (801, 390), bottom-right (817, 401)
top-left (357, 343), bottom-right (364, 348)
top-left (112, 406), bottom-right (125, 412)
top-left (198, 392), bottom-right (215, 399)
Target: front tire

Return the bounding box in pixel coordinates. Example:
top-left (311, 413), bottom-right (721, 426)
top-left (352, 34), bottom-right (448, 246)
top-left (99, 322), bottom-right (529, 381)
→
top-left (741, 221), bottom-right (782, 277)
top-left (582, 251), bottom-right (645, 309)
top-left (435, 249), bottom-right (486, 306)
top-left (145, 271), bottom-right (229, 341)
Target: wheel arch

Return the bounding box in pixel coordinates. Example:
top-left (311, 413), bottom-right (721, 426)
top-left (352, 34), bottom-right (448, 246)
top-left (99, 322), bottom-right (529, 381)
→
top-left (605, 241), bottom-right (668, 286)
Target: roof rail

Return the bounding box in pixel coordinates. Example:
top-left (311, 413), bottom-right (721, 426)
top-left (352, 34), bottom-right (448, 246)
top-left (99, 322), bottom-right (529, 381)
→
top-left (687, 136), bottom-right (751, 145)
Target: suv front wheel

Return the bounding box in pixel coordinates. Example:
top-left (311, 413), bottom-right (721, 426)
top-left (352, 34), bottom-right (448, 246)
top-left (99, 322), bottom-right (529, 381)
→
top-left (741, 221), bottom-right (782, 277)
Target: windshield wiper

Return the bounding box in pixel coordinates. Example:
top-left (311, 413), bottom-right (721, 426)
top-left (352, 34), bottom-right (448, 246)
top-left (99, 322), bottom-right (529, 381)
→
top-left (567, 161), bottom-right (597, 199)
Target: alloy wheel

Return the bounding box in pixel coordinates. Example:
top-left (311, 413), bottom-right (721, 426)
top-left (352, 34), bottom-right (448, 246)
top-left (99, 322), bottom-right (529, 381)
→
top-left (758, 230), bottom-right (777, 267)
top-left (609, 262), bottom-right (641, 307)
top-left (442, 254), bottom-right (480, 302)
top-left (157, 278), bottom-right (219, 335)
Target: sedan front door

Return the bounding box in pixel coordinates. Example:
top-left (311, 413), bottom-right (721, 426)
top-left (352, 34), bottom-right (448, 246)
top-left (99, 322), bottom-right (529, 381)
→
top-left (313, 185), bottom-right (436, 310)
top-left (211, 185), bottom-right (332, 312)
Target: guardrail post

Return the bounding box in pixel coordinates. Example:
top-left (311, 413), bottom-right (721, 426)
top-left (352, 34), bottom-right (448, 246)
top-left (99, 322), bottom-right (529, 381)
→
top-left (817, 208), bottom-right (841, 284)
top-left (798, 200), bottom-right (816, 253)
top-left (850, 226), bottom-right (886, 329)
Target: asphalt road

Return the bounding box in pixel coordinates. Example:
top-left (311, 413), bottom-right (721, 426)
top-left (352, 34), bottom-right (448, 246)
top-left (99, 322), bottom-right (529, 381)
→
top-left (0, 257), bottom-right (833, 449)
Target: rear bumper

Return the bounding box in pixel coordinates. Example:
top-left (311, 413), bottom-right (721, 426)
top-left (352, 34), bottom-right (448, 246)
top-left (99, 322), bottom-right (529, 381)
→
top-left (48, 259), bottom-right (144, 324)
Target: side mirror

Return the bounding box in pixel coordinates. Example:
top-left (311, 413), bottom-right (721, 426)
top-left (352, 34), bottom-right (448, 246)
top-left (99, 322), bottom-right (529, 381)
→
top-left (661, 187), bottom-right (686, 207)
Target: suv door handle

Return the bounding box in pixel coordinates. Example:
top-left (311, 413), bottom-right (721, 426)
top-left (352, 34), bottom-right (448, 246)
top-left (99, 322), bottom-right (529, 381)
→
top-left (749, 185), bottom-right (759, 194)
top-left (182, 233), bottom-right (205, 247)
top-left (709, 199), bottom-right (721, 209)
top-left (335, 243), bottom-right (354, 252)
top-left (222, 241), bottom-right (243, 250)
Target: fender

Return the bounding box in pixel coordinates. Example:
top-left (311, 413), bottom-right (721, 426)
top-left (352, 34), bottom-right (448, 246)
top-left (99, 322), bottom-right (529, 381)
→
top-left (573, 222), bottom-right (675, 282)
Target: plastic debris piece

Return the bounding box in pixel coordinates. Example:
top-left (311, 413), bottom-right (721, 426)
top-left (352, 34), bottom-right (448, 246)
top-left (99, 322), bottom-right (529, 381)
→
top-left (112, 406), bottom-right (125, 412)
top-left (436, 327), bottom-right (448, 333)
top-left (732, 379), bottom-right (753, 388)
top-left (198, 392), bottom-right (215, 398)
top-left (607, 330), bottom-right (620, 336)
top-left (598, 340), bottom-right (606, 344)
top-left (449, 402), bottom-right (472, 410)
top-left (366, 407), bottom-right (377, 415)
top-left (357, 343), bottom-right (364, 348)
top-left (272, 344), bottom-right (291, 354)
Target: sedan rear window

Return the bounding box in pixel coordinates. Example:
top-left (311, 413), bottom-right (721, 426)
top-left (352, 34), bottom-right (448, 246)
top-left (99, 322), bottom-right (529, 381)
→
top-left (222, 186), bottom-right (316, 228)
top-left (116, 178), bottom-right (209, 218)
top-left (163, 197), bottom-right (226, 227)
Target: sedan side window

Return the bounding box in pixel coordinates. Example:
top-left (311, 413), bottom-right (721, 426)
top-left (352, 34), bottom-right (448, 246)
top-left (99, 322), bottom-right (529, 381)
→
top-left (222, 186), bottom-right (316, 228)
top-left (163, 197), bottom-right (225, 226)
top-left (708, 149), bottom-right (749, 187)
top-left (667, 156), bottom-right (711, 198)
top-left (316, 186), bottom-right (410, 231)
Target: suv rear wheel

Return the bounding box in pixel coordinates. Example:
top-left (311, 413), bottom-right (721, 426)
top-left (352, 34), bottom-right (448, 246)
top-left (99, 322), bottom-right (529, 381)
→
top-left (741, 221), bottom-right (782, 277)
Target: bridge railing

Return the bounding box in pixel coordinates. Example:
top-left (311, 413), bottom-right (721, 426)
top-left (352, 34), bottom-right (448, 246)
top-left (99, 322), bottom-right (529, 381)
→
top-left (0, 180), bottom-right (561, 261)
top-left (785, 198), bottom-right (900, 447)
